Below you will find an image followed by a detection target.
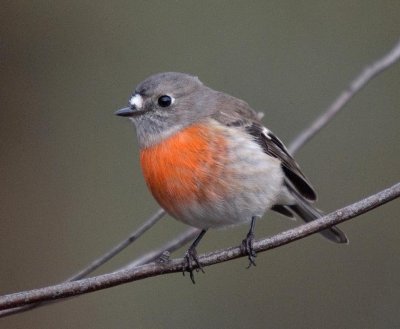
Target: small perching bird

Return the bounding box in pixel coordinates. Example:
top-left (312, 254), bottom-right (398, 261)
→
top-left (115, 72), bottom-right (348, 282)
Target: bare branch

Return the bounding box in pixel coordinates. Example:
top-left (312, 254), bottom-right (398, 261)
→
top-left (0, 182), bottom-right (398, 311)
top-left (123, 38), bottom-right (400, 275)
top-left (121, 227), bottom-right (200, 269)
top-left (288, 38), bottom-right (400, 154)
top-left (1, 38), bottom-right (400, 318)
top-left (114, 37), bottom-right (400, 277)
top-left (67, 208), bottom-right (166, 281)
top-left (0, 208), bottom-right (166, 318)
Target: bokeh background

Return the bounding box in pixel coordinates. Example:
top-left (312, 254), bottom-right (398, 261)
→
top-left (1, 1), bottom-right (399, 328)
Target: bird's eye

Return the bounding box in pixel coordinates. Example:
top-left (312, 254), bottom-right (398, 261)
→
top-left (157, 95), bottom-right (172, 107)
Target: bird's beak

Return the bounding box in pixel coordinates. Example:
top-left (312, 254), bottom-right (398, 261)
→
top-left (115, 94), bottom-right (144, 117)
top-left (114, 107), bottom-right (135, 117)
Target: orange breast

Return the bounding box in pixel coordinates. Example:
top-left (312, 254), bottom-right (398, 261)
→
top-left (140, 123), bottom-right (228, 219)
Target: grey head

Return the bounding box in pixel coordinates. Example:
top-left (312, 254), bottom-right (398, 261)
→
top-left (115, 72), bottom-right (258, 148)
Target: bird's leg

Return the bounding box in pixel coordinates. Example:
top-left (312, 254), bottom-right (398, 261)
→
top-left (242, 216), bottom-right (258, 268)
top-left (183, 229), bottom-right (207, 284)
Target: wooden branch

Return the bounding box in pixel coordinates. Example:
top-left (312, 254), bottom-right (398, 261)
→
top-left (0, 208), bottom-right (166, 318)
top-left (123, 37), bottom-right (400, 275)
top-left (66, 208), bottom-right (165, 281)
top-left (1, 38), bottom-right (400, 318)
top-left (0, 182), bottom-right (399, 311)
top-left (120, 227), bottom-right (200, 270)
top-left (289, 38), bottom-right (400, 154)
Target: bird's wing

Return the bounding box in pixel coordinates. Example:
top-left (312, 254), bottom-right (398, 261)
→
top-left (211, 96), bottom-right (317, 201)
top-left (246, 122), bottom-right (317, 201)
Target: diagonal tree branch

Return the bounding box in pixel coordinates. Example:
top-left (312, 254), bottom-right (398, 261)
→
top-left (289, 38), bottom-right (400, 154)
top-left (120, 227), bottom-right (200, 270)
top-left (1, 38), bottom-right (400, 318)
top-left (118, 37), bottom-right (400, 273)
top-left (0, 209), bottom-right (166, 318)
top-left (0, 182), bottom-right (399, 311)
top-left (68, 208), bottom-right (166, 281)
top-left (0, 226), bottom-right (199, 319)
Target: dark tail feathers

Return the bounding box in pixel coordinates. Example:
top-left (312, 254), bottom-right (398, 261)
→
top-left (289, 200), bottom-right (348, 244)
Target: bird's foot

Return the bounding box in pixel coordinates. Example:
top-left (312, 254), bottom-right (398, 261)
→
top-left (242, 231), bottom-right (257, 268)
top-left (183, 246), bottom-right (204, 284)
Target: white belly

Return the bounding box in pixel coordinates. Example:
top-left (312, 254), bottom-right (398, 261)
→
top-left (175, 127), bottom-right (284, 229)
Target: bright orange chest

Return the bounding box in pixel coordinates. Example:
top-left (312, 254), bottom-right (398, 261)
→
top-left (140, 123), bottom-right (227, 217)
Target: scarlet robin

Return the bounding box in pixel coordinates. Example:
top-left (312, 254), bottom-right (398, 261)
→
top-left (115, 72), bottom-right (348, 282)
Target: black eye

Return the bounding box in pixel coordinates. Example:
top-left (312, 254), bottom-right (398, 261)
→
top-left (158, 95), bottom-right (172, 107)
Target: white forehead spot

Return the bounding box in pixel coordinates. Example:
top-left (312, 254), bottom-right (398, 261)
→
top-left (129, 94), bottom-right (143, 108)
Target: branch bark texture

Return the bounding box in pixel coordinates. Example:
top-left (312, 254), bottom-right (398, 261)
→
top-left (289, 38), bottom-right (400, 154)
top-left (1, 38), bottom-right (400, 318)
top-left (0, 182), bottom-right (399, 311)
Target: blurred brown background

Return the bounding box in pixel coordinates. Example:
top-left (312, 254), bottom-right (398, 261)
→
top-left (1, 1), bottom-right (399, 328)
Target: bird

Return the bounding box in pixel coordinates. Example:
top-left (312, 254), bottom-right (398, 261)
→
top-left (115, 72), bottom-right (348, 282)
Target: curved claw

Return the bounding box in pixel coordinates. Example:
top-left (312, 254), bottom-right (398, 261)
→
top-left (242, 232), bottom-right (257, 268)
top-left (183, 247), bottom-right (204, 284)
top-left (182, 229), bottom-right (207, 283)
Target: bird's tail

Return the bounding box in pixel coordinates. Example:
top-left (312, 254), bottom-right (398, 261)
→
top-left (289, 196), bottom-right (348, 244)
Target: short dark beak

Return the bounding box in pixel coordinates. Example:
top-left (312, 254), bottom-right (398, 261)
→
top-left (114, 107), bottom-right (135, 117)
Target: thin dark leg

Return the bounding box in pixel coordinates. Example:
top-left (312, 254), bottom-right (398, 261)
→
top-left (242, 216), bottom-right (257, 268)
top-left (183, 229), bottom-right (207, 284)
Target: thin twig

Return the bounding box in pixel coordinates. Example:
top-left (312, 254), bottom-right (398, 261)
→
top-left (121, 227), bottom-right (200, 269)
top-left (124, 38), bottom-right (400, 272)
top-left (117, 37), bottom-right (400, 275)
top-left (68, 208), bottom-right (166, 281)
top-left (1, 38), bottom-right (400, 318)
top-left (0, 182), bottom-right (398, 311)
top-left (0, 208), bottom-right (166, 318)
top-left (288, 38), bottom-right (400, 154)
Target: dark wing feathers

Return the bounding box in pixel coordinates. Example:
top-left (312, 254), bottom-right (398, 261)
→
top-left (245, 123), bottom-right (317, 201)
top-left (271, 205), bottom-right (295, 218)
top-left (208, 93), bottom-right (348, 243)
top-left (210, 94), bottom-right (316, 201)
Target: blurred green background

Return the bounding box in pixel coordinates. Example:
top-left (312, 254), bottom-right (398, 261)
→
top-left (1, 1), bottom-right (399, 328)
